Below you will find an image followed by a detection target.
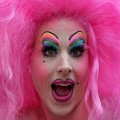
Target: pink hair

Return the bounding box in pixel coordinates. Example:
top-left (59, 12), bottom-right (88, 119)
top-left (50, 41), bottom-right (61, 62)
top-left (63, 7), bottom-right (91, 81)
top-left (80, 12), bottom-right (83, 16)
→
top-left (0, 0), bottom-right (120, 120)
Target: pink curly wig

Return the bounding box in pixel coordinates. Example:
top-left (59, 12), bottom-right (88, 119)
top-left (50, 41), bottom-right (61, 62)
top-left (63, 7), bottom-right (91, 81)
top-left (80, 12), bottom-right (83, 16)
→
top-left (0, 0), bottom-right (120, 120)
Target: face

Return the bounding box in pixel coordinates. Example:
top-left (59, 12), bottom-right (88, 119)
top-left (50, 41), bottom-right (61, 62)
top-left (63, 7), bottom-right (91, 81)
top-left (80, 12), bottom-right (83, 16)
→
top-left (31, 18), bottom-right (89, 116)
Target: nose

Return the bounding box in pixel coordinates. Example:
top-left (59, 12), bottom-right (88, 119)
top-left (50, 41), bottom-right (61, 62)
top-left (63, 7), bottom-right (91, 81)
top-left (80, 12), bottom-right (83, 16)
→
top-left (57, 55), bottom-right (72, 75)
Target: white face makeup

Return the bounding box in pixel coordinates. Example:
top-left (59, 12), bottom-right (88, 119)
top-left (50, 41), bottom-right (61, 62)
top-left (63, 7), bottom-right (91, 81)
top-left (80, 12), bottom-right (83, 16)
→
top-left (31, 18), bottom-right (89, 117)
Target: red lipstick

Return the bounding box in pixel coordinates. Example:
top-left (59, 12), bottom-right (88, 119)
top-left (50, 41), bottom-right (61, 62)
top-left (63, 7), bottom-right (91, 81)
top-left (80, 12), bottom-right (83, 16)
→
top-left (51, 78), bottom-right (74, 102)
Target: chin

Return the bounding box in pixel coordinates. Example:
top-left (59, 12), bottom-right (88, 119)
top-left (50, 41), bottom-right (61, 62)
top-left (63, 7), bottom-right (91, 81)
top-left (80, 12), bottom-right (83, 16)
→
top-left (51, 107), bottom-right (73, 116)
top-left (45, 99), bottom-right (77, 117)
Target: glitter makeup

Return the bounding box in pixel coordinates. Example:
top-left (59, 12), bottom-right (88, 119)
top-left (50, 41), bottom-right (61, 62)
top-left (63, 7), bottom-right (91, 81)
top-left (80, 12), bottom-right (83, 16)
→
top-left (68, 31), bottom-right (88, 57)
top-left (41, 31), bottom-right (59, 44)
top-left (40, 32), bottom-right (59, 57)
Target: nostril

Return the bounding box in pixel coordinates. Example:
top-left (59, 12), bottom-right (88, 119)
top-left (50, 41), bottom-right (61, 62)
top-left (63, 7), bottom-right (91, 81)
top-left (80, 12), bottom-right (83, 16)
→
top-left (59, 70), bottom-right (62, 73)
top-left (57, 68), bottom-right (72, 74)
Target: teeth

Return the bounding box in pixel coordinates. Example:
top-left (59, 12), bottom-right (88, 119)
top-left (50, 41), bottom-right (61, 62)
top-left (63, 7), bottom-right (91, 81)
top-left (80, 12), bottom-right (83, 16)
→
top-left (56, 84), bottom-right (71, 87)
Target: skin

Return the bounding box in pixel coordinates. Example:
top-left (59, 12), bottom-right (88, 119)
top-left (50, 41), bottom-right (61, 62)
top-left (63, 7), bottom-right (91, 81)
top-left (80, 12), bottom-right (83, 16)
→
top-left (30, 18), bottom-right (90, 120)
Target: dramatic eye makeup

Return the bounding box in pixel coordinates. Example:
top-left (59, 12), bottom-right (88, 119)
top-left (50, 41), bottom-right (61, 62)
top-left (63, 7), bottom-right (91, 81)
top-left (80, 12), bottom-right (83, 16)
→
top-left (68, 31), bottom-right (88, 57)
top-left (40, 31), bottom-right (59, 57)
top-left (39, 31), bottom-right (88, 58)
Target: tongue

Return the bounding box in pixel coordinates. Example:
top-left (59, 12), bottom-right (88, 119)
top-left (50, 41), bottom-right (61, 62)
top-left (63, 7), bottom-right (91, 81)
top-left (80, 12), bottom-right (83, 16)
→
top-left (54, 86), bottom-right (71, 96)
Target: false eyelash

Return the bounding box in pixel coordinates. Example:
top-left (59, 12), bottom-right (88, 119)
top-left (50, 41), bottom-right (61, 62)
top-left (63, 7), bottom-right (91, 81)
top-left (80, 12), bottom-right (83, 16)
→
top-left (72, 45), bottom-right (85, 52)
top-left (41, 45), bottom-right (58, 57)
top-left (69, 45), bottom-right (86, 57)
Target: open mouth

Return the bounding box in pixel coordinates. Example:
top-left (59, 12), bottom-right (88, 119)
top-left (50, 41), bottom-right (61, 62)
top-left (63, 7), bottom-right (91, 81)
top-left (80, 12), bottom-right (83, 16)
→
top-left (51, 78), bottom-right (74, 102)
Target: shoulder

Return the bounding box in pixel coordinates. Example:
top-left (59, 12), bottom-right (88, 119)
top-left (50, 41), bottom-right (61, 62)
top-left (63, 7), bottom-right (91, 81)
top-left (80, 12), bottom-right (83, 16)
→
top-left (18, 106), bottom-right (46, 120)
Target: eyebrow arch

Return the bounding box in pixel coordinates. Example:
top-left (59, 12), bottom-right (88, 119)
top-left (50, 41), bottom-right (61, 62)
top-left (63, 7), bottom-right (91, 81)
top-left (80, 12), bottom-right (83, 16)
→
top-left (69, 30), bottom-right (83, 41)
top-left (41, 31), bottom-right (59, 39)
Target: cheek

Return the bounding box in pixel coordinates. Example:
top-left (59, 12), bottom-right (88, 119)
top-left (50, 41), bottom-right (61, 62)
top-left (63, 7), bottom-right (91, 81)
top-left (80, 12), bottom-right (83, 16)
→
top-left (30, 55), bottom-right (49, 90)
top-left (75, 55), bottom-right (89, 82)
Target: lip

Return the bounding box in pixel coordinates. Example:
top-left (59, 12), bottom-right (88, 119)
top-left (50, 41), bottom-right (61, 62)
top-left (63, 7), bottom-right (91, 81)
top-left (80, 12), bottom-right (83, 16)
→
top-left (51, 78), bottom-right (74, 102)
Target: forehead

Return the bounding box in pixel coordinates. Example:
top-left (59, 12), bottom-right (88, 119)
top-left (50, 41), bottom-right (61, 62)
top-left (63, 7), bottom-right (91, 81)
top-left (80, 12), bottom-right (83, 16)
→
top-left (37, 18), bottom-right (87, 41)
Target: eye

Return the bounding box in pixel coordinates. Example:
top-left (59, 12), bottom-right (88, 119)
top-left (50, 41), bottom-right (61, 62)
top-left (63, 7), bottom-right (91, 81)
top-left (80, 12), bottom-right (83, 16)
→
top-left (41, 39), bottom-right (59, 57)
top-left (69, 38), bottom-right (87, 57)
top-left (69, 46), bottom-right (85, 57)
top-left (41, 46), bottom-right (58, 57)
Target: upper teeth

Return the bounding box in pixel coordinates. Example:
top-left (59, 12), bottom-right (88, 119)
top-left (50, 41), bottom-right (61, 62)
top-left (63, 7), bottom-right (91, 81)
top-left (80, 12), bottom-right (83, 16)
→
top-left (56, 84), bottom-right (71, 86)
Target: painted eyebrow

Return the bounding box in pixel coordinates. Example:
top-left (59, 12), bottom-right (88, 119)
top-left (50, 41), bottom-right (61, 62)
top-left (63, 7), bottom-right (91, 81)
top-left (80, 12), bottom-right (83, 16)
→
top-left (41, 31), bottom-right (59, 39)
top-left (69, 30), bottom-right (84, 41)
